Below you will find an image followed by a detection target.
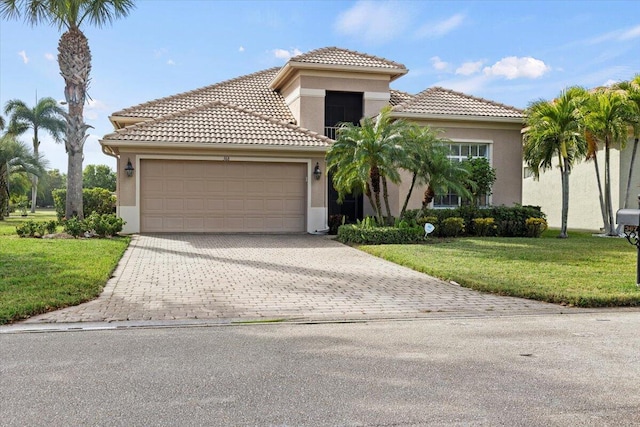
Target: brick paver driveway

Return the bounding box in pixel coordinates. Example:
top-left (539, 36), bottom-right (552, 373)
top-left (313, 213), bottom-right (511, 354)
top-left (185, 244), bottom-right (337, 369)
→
top-left (26, 234), bottom-right (576, 324)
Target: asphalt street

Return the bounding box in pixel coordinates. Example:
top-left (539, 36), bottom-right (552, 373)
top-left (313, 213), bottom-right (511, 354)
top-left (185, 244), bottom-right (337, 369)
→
top-left (2, 312), bottom-right (640, 426)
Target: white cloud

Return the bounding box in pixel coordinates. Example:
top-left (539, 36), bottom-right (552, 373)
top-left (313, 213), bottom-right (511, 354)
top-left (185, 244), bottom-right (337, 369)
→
top-left (602, 79), bottom-right (619, 87)
top-left (272, 48), bottom-right (302, 60)
top-left (239, 46), bottom-right (245, 52)
top-left (18, 50), bottom-right (29, 64)
top-left (416, 13), bottom-right (465, 38)
top-left (335, 1), bottom-right (410, 43)
top-left (153, 48), bottom-right (168, 58)
top-left (430, 56), bottom-right (450, 71)
top-left (620, 24), bottom-right (640, 40)
top-left (85, 99), bottom-right (108, 121)
top-left (44, 53), bottom-right (55, 61)
top-left (456, 61), bottom-right (483, 76)
top-left (167, 59), bottom-right (175, 66)
top-left (483, 56), bottom-right (550, 79)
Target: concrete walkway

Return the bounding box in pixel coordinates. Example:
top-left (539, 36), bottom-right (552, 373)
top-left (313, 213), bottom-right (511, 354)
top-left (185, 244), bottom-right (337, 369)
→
top-left (25, 234), bottom-right (578, 324)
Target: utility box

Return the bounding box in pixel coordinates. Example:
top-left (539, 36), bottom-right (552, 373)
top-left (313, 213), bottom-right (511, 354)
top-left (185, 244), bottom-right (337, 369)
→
top-left (616, 208), bottom-right (640, 287)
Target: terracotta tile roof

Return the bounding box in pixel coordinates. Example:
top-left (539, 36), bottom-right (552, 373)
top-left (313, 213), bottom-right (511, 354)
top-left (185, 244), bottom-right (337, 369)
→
top-left (392, 87), bottom-right (523, 119)
top-left (104, 101), bottom-right (331, 148)
top-left (290, 47), bottom-right (407, 71)
top-left (112, 68), bottom-right (295, 123)
top-left (389, 89), bottom-right (414, 106)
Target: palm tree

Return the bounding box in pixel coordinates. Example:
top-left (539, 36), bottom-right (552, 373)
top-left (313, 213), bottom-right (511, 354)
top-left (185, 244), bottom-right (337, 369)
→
top-left (0, 133), bottom-right (46, 219)
top-left (4, 96), bottom-right (65, 212)
top-left (399, 124), bottom-right (471, 218)
top-left (523, 87), bottom-right (588, 238)
top-left (327, 106), bottom-right (408, 225)
top-left (0, 0), bottom-right (135, 219)
top-left (584, 88), bottom-right (635, 235)
top-left (613, 75), bottom-right (640, 209)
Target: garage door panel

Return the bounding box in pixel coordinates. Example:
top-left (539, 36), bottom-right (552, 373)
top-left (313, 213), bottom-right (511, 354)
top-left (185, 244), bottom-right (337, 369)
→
top-left (141, 160), bottom-right (306, 233)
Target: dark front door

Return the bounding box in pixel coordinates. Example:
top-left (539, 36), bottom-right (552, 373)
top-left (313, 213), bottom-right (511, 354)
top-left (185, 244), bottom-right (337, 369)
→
top-left (328, 172), bottom-right (363, 222)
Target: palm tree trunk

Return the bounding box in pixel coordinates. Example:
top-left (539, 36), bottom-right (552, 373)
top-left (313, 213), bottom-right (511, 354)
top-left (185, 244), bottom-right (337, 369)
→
top-left (364, 182), bottom-right (376, 216)
top-left (381, 176), bottom-right (393, 225)
top-left (59, 27), bottom-right (91, 220)
top-left (400, 172), bottom-right (418, 219)
top-left (604, 141), bottom-right (616, 235)
top-left (30, 132), bottom-right (38, 213)
top-left (624, 138), bottom-right (639, 209)
top-left (592, 155), bottom-right (608, 231)
top-left (0, 165), bottom-right (8, 219)
top-left (559, 161), bottom-right (569, 238)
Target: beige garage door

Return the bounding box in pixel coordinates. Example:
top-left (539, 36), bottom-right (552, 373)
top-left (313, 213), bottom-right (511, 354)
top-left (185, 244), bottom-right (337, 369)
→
top-left (140, 160), bottom-right (306, 233)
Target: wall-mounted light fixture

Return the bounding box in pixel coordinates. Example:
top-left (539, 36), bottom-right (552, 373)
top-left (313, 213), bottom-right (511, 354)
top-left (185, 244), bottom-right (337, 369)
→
top-left (313, 162), bottom-right (322, 180)
top-left (124, 158), bottom-right (135, 177)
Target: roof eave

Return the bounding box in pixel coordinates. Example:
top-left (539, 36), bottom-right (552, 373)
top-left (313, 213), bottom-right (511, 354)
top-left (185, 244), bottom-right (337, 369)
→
top-left (390, 111), bottom-right (524, 124)
top-left (270, 62), bottom-right (408, 90)
top-left (99, 139), bottom-right (331, 153)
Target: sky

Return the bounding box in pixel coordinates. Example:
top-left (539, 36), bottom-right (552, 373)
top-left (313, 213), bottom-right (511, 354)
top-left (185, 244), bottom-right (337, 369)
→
top-left (1, 0), bottom-right (639, 174)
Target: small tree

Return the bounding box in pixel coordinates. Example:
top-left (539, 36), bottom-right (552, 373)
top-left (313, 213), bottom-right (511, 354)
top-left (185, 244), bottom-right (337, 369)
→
top-left (83, 164), bottom-right (116, 191)
top-left (461, 157), bottom-right (496, 206)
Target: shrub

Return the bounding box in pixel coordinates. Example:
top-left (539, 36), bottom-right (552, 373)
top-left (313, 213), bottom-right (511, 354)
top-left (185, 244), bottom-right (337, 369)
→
top-left (53, 188), bottom-right (116, 220)
top-left (441, 217), bottom-right (465, 237)
top-left (526, 217), bottom-right (548, 238)
top-left (337, 224), bottom-right (424, 245)
top-left (85, 213), bottom-right (125, 237)
top-left (472, 217), bottom-right (496, 237)
top-left (15, 220), bottom-right (59, 238)
top-left (62, 216), bottom-right (87, 238)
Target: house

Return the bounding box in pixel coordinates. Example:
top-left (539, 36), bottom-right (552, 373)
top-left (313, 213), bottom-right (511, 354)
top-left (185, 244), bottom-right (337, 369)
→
top-left (101, 47), bottom-right (525, 234)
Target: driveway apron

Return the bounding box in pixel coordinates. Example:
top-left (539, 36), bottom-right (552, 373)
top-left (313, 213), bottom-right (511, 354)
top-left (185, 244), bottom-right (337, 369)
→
top-left (25, 234), bottom-right (575, 323)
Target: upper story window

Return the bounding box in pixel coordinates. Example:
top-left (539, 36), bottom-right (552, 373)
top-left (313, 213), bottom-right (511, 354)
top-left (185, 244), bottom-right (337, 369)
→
top-left (324, 91), bottom-right (363, 139)
top-left (433, 142), bottom-right (491, 208)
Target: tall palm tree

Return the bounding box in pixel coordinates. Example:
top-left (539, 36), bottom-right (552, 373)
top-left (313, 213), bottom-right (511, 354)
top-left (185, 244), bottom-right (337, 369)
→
top-left (327, 106), bottom-right (408, 225)
top-left (584, 88), bottom-right (634, 235)
top-left (4, 96), bottom-right (65, 212)
top-left (613, 75), bottom-right (640, 209)
top-left (0, 0), bottom-right (135, 219)
top-left (399, 124), bottom-right (471, 218)
top-left (0, 133), bottom-right (46, 219)
top-left (524, 87), bottom-right (588, 238)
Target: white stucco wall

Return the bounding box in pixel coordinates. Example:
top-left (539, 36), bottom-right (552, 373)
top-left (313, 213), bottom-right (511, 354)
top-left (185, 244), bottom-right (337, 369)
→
top-left (522, 145), bottom-right (634, 231)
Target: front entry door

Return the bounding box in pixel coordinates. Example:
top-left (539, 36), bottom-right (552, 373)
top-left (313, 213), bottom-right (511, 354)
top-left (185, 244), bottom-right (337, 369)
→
top-left (327, 172), bottom-right (363, 222)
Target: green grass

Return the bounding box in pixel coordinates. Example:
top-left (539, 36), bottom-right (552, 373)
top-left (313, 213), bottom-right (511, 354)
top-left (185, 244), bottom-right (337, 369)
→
top-left (0, 209), bottom-right (130, 324)
top-left (360, 229), bottom-right (640, 307)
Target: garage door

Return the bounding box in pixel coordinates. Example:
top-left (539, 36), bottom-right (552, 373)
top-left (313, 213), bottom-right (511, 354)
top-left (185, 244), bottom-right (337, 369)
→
top-left (140, 160), bottom-right (306, 233)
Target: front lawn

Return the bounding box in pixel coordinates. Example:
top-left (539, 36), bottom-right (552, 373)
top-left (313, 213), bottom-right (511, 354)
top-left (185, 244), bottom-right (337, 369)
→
top-left (0, 210), bottom-right (129, 324)
top-left (360, 230), bottom-right (640, 307)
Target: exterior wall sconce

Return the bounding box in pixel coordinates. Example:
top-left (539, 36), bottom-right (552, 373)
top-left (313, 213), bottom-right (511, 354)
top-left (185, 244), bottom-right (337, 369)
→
top-left (124, 158), bottom-right (135, 177)
top-left (313, 162), bottom-right (322, 180)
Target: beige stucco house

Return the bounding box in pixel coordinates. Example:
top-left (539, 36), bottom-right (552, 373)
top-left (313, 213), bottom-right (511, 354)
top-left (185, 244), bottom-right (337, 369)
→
top-left (100, 47), bottom-right (525, 234)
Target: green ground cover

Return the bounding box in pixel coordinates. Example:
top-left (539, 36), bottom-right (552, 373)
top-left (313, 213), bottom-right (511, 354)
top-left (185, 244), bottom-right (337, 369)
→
top-left (360, 230), bottom-right (640, 307)
top-left (0, 210), bottom-right (129, 324)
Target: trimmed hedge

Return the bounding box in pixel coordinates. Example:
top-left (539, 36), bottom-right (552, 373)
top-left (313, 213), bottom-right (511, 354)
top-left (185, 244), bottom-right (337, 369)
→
top-left (337, 224), bottom-right (424, 245)
top-left (52, 188), bottom-right (116, 220)
top-left (402, 205), bottom-right (545, 238)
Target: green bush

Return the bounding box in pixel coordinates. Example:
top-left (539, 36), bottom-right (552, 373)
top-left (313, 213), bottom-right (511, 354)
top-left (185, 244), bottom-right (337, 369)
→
top-left (337, 224), bottom-right (424, 245)
top-left (15, 220), bottom-right (59, 238)
top-left (472, 217), bottom-right (496, 237)
top-left (441, 217), bottom-right (465, 237)
top-left (526, 217), bottom-right (548, 238)
top-left (401, 205), bottom-right (545, 238)
top-left (85, 213), bottom-right (125, 237)
top-left (62, 217), bottom-right (87, 238)
top-left (53, 188), bottom-right (116, 220)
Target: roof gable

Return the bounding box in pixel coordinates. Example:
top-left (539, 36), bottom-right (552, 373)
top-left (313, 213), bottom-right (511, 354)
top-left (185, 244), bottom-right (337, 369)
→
top-left (104, 101), bottom-right (331, 148)
top-left (393, 87), bottom-right (523, 120)
top-left (111, 67), bottom-right (295, 124)
top-left (291, 47), bottom-right (407, 71)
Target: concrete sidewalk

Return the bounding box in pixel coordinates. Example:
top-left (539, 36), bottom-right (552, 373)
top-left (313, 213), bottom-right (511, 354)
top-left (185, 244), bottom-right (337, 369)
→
top-left (25, 234), bottom-right (578, 324)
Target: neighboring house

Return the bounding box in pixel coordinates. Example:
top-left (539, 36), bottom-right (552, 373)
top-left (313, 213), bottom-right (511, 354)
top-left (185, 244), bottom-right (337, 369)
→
top-left (101, 47), bottom-right (525, 234)
top-left (523, 143), bottom-right (639, 231)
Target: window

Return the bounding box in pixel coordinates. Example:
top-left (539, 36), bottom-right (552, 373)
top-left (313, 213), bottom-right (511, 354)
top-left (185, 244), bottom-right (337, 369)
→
top-left (433, 142), bottom-right (491, 208)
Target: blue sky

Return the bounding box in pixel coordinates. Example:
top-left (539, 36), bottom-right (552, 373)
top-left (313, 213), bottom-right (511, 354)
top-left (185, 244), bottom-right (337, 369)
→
top-left (1, 0), bottom-right (638, 173)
